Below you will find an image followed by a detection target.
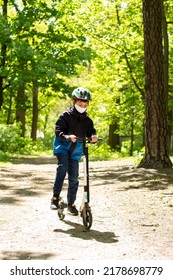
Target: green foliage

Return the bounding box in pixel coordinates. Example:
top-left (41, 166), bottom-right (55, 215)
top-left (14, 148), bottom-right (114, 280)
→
top-left (41, 133), bottom-right (54, 150)
top-left (70, 0), bottom-right (145, 152)
top-left (88, 143), bottom-right (124, 161)
top-left (88, 143), bottom-right (113, 161)
top-left (1, 0), bottom-right (92, 127)
top-left (121, 138), bottom-right (143, 156)
top-left (0, 124), bottom-right (23, 154)
top-left (0, 124), bottom-right (50, 159)
top-left (1, 0), bottom-right (173, 160)
top-left (0, 150), bottom-right (10, 162)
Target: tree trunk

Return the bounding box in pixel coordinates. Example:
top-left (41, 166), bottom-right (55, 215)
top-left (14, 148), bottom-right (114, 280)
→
top-left (161, 1), bottom-right (172, 151)
top-left (16, 85), bottom-right (26, 137)
top-left (130, 121), bottom-right (134, 156)
top-left (31, 85), bottom-right (39, 141)
top-left (138, 0), bottom-right (172, 169)
top-left (108, 123), bottom-right (120, 150)
top-left (6, 90), bottom-right (13, 124)
top-left (0, 0), bottom-right (8, 110)
top-left (0, 76), bottom-right (4, 110)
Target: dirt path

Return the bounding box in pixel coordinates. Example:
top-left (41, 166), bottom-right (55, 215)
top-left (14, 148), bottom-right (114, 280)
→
top-left (0, 156), bottom-right (173, 260)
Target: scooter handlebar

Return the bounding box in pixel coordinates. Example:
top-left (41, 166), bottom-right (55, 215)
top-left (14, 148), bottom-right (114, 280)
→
top-left (75, 137), bottom-right (102, 143)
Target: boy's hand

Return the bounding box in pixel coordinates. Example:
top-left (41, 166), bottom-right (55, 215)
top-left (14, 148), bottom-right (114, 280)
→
top-left (90, 135), bottom-right (98, 143)
top-left (68, 134), bottom-right (77, 142)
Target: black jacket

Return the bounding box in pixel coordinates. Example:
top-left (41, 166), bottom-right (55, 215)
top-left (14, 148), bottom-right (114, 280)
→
top-left (55, 106), bottom-right (96, 140)
top-left (53, 106), bottom-right (96, 160)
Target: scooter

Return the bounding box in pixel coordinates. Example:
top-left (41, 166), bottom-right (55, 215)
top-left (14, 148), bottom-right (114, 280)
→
top-left (57, 138), bottom-right (99, 230)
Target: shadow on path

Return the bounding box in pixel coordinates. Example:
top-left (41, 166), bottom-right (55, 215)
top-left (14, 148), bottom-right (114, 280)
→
top-left (54, 220), bottom-right (119, 244)
top-left (11, 156), bottom-right (56, 165)
top-left (1, 250), bottom-right (55, 260)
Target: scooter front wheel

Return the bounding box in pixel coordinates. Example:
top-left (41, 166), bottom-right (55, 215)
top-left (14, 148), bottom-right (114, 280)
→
top-left (57, 208), bottom-right (65, 220)
top-left (82, 209), bottom-right (93, 229)
top-left (57, 200), bottom-right (65, 220)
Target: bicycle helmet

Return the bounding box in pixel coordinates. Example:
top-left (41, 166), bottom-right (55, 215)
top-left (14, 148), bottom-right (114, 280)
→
top-left (72, 87), bottom-right (92, 101)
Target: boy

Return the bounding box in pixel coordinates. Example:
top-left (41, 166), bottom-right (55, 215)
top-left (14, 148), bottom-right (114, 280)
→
top-left (51, 87), bottom-right (98, 215)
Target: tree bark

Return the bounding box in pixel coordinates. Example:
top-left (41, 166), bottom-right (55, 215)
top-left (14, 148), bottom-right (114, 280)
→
top-left (138, 0), bottom-right (172, 168)
top-left (108, 123), bottom-right (120, 150)
top-left (16, 85), bottom-right (26, 137)
top-left (31, 85), bottom-right (39, 141)
top-left (0, 0), bottom-right (8, 109)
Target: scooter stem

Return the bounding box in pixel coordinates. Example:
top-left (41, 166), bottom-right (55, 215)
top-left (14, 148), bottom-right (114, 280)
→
top-left (83, 141), bottom-right (90, 203)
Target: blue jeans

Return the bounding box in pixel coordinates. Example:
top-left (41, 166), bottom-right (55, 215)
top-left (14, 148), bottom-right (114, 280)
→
top-left (53, 153), bottom-right (79, 204)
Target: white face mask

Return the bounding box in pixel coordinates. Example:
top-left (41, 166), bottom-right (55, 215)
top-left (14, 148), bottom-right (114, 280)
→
top-left (75, 104), bottom-right (87, 114)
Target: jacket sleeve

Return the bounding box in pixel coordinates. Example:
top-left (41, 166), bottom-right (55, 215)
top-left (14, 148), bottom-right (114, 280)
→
top-left (55, 113), bottom-right (69, 141)
top-left (86, 118), bottom-right (97, 138)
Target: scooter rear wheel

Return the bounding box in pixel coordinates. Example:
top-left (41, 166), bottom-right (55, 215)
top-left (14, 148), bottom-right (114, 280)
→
top-left (82, 210), bottom-right (92, 229)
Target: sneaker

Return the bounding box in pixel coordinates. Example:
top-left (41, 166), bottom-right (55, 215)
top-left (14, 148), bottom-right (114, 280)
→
top-left (67, 204), bottom-right (78, 216)
top-left (50, 196), bottom-right (60, 210)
